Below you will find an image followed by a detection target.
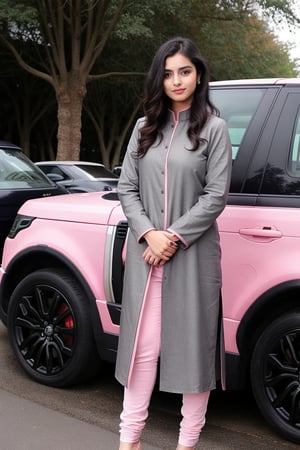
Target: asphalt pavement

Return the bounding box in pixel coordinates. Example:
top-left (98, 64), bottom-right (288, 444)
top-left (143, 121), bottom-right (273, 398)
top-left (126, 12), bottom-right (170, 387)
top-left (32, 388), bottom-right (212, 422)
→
top-left (1, 315), bottom-right (300, 450)
top-left (0, 389), bottom-right (160, 450)
top-left (1, 386), bottom-right (300, 450)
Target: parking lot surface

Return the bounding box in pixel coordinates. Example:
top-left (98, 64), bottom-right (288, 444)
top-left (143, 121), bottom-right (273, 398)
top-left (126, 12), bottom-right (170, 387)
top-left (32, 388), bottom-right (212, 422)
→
top-left (0, 321), bottom-right (299, 450)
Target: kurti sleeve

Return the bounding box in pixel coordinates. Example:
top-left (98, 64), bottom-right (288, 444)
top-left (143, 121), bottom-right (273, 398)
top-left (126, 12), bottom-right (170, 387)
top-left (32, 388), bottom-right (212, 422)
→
top-left (168, 118), bottom-right (232, 247)
top-left (117, 119), bottom-right (155, 242)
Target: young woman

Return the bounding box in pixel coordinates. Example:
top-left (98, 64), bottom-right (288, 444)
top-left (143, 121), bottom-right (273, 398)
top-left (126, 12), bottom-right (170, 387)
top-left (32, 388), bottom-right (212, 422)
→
top-left (115, 37), bottom-right (232, 450)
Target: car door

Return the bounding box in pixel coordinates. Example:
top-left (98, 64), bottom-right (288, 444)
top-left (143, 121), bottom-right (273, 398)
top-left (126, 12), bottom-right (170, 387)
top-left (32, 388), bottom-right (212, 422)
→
top-left (211, 83), bottom-right (299, 354)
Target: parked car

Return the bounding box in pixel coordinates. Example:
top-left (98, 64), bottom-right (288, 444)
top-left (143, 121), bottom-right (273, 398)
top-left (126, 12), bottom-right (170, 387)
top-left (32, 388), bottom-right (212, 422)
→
top-left (0, 141), bottom-right (67, 259)
top-left (36, 161), bottom-right (119, 193)
top-left (1, 78), bottom-right (300, 443)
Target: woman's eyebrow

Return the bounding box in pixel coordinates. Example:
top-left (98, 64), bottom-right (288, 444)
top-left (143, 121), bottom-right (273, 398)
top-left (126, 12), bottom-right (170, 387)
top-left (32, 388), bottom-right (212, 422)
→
top-left (164, 65), bottom-right (193, 72)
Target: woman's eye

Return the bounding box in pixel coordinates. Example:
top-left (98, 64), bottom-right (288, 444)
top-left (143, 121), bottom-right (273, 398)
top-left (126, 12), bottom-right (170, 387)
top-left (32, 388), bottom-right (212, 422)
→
top-left (164, 72), bottom-right (171, 79)
top-left (181, 70), bottom-right (191, 76)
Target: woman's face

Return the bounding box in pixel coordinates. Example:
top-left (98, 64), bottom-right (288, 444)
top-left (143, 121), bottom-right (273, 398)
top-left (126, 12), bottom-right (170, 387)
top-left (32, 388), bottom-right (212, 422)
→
top-left (163, 52), bottom-right (200, 113)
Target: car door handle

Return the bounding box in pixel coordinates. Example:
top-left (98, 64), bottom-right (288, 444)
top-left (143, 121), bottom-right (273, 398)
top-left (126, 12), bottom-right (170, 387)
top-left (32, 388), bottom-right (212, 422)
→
top-left (239, 227), bottom-right (282, 238)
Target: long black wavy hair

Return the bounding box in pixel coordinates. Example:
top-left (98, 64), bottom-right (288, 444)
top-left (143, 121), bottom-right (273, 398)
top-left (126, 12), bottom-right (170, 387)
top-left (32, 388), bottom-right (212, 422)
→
top-left (136, 37), bottom-right (218, 158)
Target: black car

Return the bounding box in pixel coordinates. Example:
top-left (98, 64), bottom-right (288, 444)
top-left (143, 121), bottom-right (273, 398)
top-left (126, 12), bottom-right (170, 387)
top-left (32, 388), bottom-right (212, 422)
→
top-left (0, 141), bottom-right (67, 258)
top-left (36, 161), bottom-right (119, 193)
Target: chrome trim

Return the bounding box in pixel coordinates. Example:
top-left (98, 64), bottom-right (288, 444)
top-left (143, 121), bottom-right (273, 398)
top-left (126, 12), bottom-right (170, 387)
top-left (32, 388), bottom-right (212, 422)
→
top-left (103, 225), bottom-right (116, 303)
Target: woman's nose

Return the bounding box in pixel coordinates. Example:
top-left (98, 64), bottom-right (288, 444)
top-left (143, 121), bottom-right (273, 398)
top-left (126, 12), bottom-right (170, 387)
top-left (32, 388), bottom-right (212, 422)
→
top-left (173, 74), bottom-right (181, 86)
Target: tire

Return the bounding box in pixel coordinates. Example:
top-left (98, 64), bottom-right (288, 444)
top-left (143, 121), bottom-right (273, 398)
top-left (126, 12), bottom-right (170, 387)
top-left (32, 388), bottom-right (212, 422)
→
top-left (7, 268), bottom-right (98, 387)
top-left (250, 312), bottom-right (300, 444)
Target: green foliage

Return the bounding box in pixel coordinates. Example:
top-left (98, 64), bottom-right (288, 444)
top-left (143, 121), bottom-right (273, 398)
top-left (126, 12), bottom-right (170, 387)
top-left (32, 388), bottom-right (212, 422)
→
top-left (0, 0), bottom-right (299, 160)
top-left (259, 0), bottom-right (300, 25)
top-left (114, 0), bottom-right (190, 40)
top-left (114, 13), bottom-right (154, 40)
top-left (0, 0), bottom-right (37, 23)
top-left (188, 0), bottom-right (298, 79)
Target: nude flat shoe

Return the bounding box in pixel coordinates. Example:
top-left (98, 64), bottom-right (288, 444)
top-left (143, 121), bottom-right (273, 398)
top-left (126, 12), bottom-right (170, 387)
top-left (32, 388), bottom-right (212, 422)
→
top-left (176, 445), bottom-right (195, 450)
top-left (119, 442), bottom-right (141, 450)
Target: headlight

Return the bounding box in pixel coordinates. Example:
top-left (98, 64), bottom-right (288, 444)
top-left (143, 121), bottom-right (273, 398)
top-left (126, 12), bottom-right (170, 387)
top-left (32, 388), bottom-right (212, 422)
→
top-left (8, 215), bottom-right (36, 238)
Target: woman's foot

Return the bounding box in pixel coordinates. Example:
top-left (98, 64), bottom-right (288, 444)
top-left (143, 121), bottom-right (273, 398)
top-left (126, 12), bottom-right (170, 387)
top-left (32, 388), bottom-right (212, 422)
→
top-left (176, 445), bottom-right (195, 450)
top-left (119, 441), bottom-right (141, 450)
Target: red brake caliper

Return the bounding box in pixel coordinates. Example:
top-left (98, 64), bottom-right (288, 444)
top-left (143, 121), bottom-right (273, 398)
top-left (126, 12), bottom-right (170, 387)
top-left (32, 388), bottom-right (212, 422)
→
top-left (58, 304), bottom-right (74, 347)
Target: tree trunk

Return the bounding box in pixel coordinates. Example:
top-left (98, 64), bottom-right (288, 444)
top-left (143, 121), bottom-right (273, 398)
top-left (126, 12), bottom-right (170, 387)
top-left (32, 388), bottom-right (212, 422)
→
top-left (55, 72), bottom-right (86, 160)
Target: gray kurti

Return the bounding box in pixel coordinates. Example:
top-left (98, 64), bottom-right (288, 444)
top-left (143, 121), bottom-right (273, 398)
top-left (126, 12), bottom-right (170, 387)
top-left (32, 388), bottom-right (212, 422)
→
top-left (115, 109), bottom-right (232, 393)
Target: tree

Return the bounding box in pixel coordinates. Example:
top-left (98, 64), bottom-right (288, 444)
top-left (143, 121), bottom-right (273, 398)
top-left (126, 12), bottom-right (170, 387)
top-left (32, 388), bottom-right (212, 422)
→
top-left (0, 0), bottom-right (130, 160)
top-left (83, 77), bottom-right (142, 168)
top-left (0, 41), bottom-right (57, 154)
top-left (0, 0), bottom-right (298, 162)
top-left (0, 0), bottom-right (189, 160)
top-left (0, 72), bottom-right (56, 156)
top-left (187, 0), bottom-right (298, 79)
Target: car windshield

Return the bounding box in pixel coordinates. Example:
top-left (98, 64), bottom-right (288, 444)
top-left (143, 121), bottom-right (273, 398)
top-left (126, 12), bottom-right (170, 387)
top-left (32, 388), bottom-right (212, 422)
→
top-left (76, 164), bottom-right (118, 179)
top-left (0, 149), bottom-right (55, 189)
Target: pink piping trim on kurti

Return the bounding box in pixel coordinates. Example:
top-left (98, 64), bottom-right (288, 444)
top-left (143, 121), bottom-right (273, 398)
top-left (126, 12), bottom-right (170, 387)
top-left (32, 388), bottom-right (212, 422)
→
top-left (127, 109), bottom-right (186, 386)
top-left (164, 115), bottom-right (178, 229)
top-left (165, 109), bottom-right (189, 249)
top-left (127, 265), bottom-right (153, 385)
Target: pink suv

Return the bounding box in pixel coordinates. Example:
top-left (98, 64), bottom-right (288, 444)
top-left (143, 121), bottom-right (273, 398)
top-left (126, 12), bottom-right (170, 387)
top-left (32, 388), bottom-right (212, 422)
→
top-left (1, 78), bottom-right (300, 444)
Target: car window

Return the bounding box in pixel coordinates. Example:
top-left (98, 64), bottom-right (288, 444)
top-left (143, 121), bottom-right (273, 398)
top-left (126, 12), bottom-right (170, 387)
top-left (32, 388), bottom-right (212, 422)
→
top-left (40, 165), bottom-right (70, 180)
top-left (76, 165), bottom-right (118, 179)
top-left (288, 108), bottom-right (300, 175)
top-left (0, 149), bottom-right (54, 189)
top-left (210, 88), bottom-right (265, 161)
top-left (256, 90), bottom-right (300, 200)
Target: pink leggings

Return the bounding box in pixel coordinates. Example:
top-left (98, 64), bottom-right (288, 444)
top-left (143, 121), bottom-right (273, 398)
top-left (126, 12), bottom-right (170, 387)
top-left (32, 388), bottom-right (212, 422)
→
top-left (120, 267), bottom-right (210, 447)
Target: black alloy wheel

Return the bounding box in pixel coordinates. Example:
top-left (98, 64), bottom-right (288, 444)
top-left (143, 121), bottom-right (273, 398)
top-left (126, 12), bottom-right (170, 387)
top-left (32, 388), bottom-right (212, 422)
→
top-left (251, 312), bottom-right (300, 444)
top-left (7, 269), bottom-right (97, 387)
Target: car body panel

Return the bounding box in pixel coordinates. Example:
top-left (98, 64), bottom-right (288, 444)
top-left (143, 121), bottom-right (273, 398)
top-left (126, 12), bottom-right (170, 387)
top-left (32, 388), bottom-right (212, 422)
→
top-left (7, 195), bottom-right (300, 356)
top-left (2, 217), bottom-right (107, 301)
top-left (219, 204), bottom-right (300, 352)
top-left (16, 191), bottom-right (121, 225)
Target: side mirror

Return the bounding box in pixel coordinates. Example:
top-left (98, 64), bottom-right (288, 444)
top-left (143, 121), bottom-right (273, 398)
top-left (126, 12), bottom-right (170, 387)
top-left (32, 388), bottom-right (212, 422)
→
top-left (112, 166), bottom-right (122, 177)
top-left (46, 173), bottom-right (65, 182)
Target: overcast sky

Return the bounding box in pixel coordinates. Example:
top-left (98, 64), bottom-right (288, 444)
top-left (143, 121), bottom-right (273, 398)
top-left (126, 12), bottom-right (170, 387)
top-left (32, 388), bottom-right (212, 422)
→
top-left (275, 24), bottom-right (300, 61)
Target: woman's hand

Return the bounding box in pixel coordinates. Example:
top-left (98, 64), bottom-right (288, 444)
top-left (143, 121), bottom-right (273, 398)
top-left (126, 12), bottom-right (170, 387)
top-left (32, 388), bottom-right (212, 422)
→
top-left (143, 230), bottom-right (178, 265)
top-left (143, 247), bottom-right (165, 266)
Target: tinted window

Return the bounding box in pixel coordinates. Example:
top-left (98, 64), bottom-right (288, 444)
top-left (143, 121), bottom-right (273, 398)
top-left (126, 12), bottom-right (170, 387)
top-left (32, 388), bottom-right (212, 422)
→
top-left (211, 88), bottom-right (265, 161)
top-left (76, 165), bottom-right (118, 179)
top-left (40, 165), bottom-right (70, 180)
top-left (0, 149), bottom-right (54, 189)
top-left (288, 108), bottom-right (300, 176)
top-left (258, 91), bottom-right (300, 198)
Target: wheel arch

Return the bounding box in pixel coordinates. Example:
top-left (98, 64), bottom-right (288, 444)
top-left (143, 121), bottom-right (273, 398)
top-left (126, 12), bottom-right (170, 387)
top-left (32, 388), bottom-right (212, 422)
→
top-left (235, 280), bottom-right (300, 385)
top-left (0, 245), bottom-right (117, 361)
